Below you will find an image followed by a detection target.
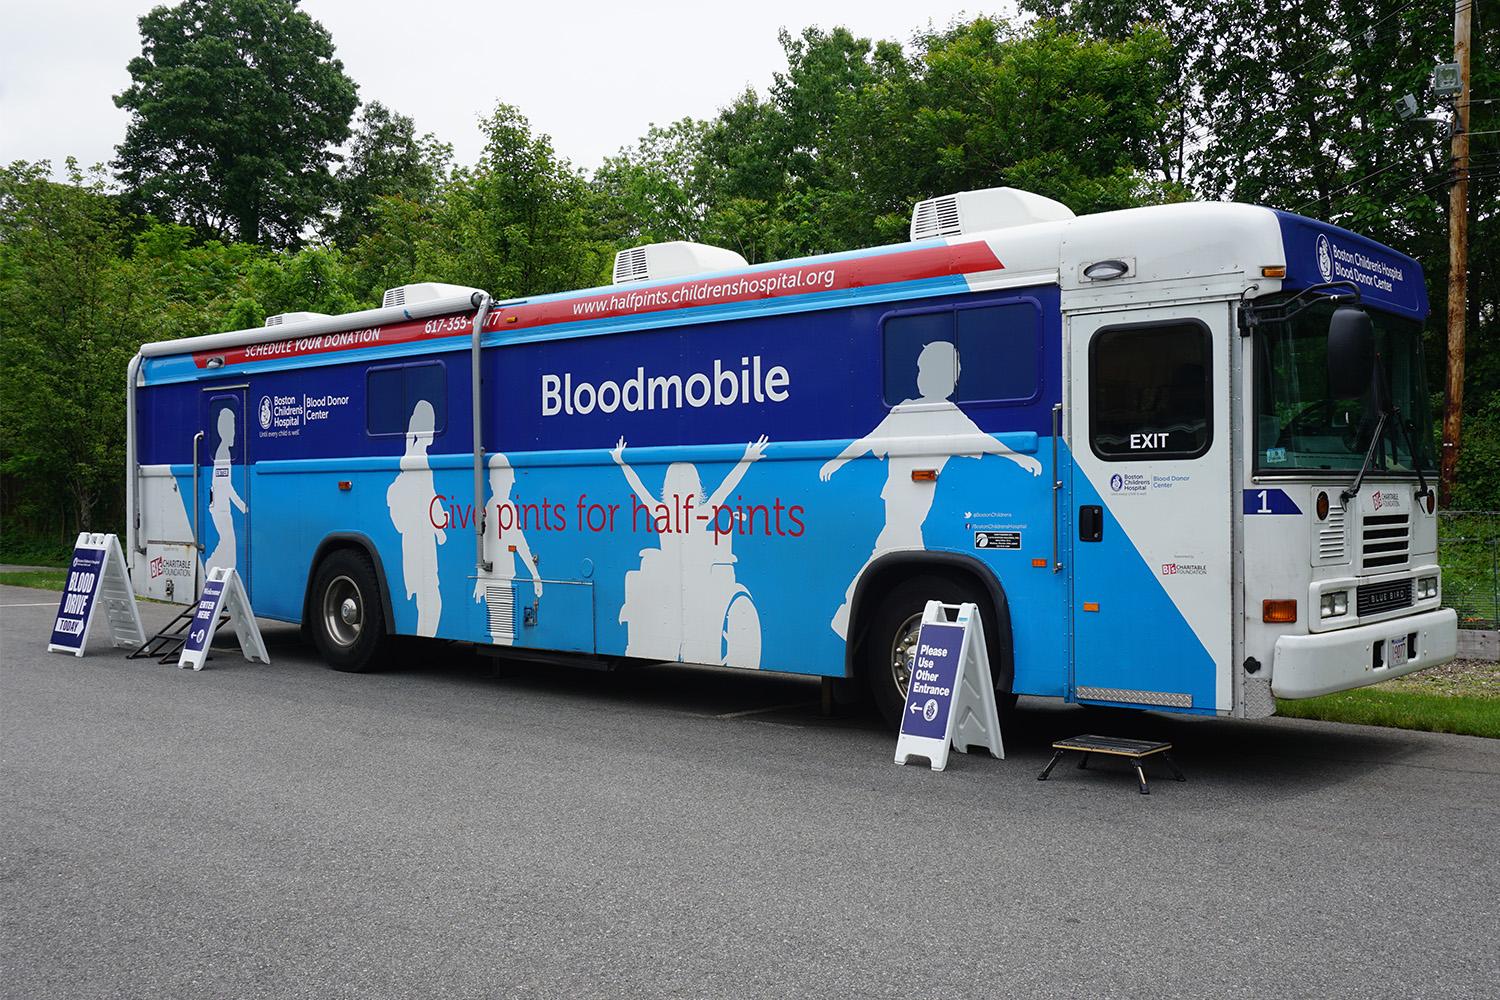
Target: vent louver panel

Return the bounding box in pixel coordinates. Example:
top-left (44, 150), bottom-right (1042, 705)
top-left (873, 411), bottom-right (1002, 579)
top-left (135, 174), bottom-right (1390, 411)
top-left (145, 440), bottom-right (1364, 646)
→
top-left (486, 585), bottom-right (516, 641)
top-left (1318, 505), bottom-right (1348, 561)
top-left (911, 195), bottom-right (964, 240)
top-left (613, 246), bottom-right (651, 284)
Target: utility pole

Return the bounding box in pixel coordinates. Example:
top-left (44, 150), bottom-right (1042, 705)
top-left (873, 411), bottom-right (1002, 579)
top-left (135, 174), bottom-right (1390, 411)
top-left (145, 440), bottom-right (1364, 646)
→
top-left (1440, 0), bottom-right (1472, 507)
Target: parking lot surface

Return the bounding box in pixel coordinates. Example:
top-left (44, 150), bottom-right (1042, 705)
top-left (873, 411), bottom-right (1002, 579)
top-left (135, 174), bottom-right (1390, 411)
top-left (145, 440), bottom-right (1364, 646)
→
top-left (3, 585), bottom-right (1498, 999)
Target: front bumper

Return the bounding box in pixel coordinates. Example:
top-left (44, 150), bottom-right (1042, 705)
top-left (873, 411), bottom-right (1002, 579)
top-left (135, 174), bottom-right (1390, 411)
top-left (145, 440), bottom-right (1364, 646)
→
top-left (1271, 607), bottom-right (1458, 699)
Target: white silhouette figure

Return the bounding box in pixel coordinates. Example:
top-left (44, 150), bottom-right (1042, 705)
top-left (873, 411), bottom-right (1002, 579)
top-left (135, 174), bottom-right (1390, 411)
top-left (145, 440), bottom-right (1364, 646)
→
top-left (820, 341), bottom-right (1042, 637)
top-left (386, 399), bottom-right (444, 636)
top-left (473, 452), bottom-right (543, 645)
top-left (612, 435), bottom-right (768, 666)
top-left (205, 406), bottom-right (247, 574)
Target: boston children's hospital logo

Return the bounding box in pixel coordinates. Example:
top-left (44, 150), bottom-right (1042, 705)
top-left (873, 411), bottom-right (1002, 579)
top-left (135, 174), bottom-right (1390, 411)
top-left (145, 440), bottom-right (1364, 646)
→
top-left (259, 395), bottom-right (273, 431)
top-left (1317, 233), bottom-right (1334, 281)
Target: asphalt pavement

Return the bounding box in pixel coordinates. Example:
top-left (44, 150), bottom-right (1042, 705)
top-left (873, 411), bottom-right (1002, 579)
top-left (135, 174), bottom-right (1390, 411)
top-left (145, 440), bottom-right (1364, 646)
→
top-left (2, 584), bottom-right (1497, 999)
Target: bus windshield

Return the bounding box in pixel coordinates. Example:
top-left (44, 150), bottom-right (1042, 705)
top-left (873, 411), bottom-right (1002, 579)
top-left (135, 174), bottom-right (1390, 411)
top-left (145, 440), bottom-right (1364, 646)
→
top-left (1254, 296), bottom-right (1435, 475)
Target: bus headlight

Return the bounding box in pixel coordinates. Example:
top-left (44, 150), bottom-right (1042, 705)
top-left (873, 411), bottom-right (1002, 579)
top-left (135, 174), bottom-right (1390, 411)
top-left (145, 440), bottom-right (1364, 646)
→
top-left (1417, 577), bottom-right (1439, 600)
top-left (1319, 591), bottom-right (1349, 618)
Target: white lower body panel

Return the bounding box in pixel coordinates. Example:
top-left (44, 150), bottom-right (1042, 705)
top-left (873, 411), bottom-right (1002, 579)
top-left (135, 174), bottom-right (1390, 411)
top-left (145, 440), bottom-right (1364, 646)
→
top-left (1272, 608), bottom-right (1458, 699)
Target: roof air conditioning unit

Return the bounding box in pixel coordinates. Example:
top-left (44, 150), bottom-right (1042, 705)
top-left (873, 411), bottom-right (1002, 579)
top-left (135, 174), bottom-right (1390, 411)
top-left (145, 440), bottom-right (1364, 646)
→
top-left (264, 312), bottom-right (328, 327)
top-left (910, 187), bottom-right (1075, 241)
top-left (612, 241), bottom-right (748, 284)
top-left (382, 282), bottom-right (480, 310)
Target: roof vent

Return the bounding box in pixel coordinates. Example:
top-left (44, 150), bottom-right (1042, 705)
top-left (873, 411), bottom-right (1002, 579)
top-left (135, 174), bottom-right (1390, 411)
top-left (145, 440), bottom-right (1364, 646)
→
top-left (612, 241), bottom-right (748, 284)
top-left (264, 312), bottom-right (328, 327)
top-left (910, 187), bottom-right (1075, 241)
top-left (381, 282), bottom-right (480, 310)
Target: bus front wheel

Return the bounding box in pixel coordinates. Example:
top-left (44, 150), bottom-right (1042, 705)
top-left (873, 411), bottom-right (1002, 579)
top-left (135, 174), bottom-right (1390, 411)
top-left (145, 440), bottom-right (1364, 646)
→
top-left (310, 549), bottom-right (390, 672)
top-left (861, 574), bottom-right (1012, 730)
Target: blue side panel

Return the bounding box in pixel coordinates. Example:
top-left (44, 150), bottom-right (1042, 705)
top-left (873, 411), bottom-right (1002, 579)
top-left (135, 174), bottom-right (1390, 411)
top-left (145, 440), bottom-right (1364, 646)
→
top-left (137, 285), bottom-right (1073, 682)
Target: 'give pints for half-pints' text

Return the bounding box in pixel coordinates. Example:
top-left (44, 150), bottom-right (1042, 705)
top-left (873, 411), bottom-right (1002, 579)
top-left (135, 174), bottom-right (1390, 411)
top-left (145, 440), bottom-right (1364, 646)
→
top-left (542, 356), bottom-right (790, 416)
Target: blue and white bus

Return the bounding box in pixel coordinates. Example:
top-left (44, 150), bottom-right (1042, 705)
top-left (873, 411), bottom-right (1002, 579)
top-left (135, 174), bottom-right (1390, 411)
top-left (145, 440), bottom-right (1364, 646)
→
top-left (126, 187), bottom-right (1458, 725)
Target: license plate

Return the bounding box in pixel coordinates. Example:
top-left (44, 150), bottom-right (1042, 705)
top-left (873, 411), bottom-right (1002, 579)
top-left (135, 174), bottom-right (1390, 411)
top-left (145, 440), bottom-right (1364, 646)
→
top-left (1388, 634), bottom-right (1409, 668)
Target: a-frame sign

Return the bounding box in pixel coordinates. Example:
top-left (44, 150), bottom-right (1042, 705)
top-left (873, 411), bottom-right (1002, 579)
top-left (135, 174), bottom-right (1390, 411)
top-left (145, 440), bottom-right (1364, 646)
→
top-left (47, 533), bottom-right (147, 657)
top-left (894, 601), bottom-right (1005, 771)
top-left (177, 566), bottom-right (270, 671)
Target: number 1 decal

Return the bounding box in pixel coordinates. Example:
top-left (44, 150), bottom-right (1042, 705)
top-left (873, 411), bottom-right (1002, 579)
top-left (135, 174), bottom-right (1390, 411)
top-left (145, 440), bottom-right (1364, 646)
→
top-left (1243, 489), bottom-right (1302, 515)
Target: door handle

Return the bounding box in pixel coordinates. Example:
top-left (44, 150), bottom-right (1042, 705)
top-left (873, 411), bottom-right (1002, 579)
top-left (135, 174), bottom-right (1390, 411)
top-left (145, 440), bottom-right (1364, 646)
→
top-left (1079, 505), bottom-right (1103, 542)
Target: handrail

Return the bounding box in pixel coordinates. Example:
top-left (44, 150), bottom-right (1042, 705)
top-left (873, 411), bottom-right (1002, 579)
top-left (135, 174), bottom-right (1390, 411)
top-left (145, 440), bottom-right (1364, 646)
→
top-left (471, 292), bottom-right (495, 575)
top-left (1052, 403), bottom-right (1064, 574)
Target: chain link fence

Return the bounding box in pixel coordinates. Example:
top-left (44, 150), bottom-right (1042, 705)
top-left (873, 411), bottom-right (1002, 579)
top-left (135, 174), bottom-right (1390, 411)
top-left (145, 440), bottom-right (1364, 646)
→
top-left (1440, 511), bottom-right (1500, 630)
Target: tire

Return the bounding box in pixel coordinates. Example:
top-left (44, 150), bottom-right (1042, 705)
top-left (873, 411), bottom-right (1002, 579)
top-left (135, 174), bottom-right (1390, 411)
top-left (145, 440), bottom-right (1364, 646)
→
top-left (859, 574), bottom-right (1015, 730)
top-left (309, 549), bottom-right (391, 672)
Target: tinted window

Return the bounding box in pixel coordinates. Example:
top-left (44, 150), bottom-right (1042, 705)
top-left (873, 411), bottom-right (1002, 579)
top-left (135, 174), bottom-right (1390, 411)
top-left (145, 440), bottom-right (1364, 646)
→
top-left (367, 362), bottom-right (447, 437)
top-left (883, 300), bottom-right (1042, 406)
top-left (1090, 322), bottom-right (1211, 460)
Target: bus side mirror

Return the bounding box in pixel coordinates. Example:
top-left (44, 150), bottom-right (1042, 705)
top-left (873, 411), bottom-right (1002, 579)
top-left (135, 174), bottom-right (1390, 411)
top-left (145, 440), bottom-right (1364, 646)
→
top-left (1327, 305), bottom-right (1374, 399)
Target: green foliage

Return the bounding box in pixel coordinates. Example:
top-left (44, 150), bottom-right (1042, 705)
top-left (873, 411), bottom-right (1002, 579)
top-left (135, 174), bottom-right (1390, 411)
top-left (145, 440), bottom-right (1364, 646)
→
top-left (903, 18), bottom-right (1184, 213)
top-left (1021, 0), bottom-right (1498, 504)
top-left (0, 569), bottom-right (69, 590)
top-left (1276, 690), bottom-right (1500, 740)
top-left (325, 102), bottom-right (451, 250)
top-left (6, 7), bottom-right (1496, 552)
top-left (113, 0), bottom-right (359, 248)
top-left (346, 104), bottom-right (612, 301)
top-left (675, 18), bottom-right (1184, 264)
top-left (1438, 511), bottom-right (1500, 628)
top-left (594, 119), bottom-right (713, 246)
top-left (0, 161), bottom-right (144, 542)
top-left (1448, 396), bottom-right (1500, 513)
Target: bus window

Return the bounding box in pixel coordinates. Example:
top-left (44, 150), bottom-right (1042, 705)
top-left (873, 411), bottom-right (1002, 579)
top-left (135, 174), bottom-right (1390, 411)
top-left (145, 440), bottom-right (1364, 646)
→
top-left (1089, 321), bottom-right (1211, 460)
top-left (883, 300), bottom-right (1042, 406)
top-left (367, 362), bottom-right (448, 437)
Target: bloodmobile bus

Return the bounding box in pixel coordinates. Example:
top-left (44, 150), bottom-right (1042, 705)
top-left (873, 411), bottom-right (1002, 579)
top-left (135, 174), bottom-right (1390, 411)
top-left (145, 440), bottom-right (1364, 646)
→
top-left (126, 187), bottom-right (1458, 725)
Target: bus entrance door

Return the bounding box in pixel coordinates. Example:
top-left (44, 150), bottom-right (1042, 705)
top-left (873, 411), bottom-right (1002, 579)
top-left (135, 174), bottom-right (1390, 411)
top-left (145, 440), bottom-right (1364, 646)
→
top-left (1067, 303), bottom-right (1232, 714)
top-left (199, 389), bottom-right (250, 598)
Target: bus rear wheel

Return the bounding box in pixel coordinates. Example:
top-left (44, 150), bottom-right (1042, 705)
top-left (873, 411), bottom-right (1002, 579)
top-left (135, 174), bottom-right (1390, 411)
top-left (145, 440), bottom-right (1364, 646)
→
top-left (310, 549), bottom-right (390, 672)
top-left (861, 574), bottom-right (1013, 730)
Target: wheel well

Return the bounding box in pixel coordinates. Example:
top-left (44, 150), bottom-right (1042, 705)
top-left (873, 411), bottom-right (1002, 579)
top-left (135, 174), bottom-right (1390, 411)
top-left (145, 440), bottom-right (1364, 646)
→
top-left (302, 534), bottom-right (397, 636)
top-left (845, 553), bottom-right (1014, 687)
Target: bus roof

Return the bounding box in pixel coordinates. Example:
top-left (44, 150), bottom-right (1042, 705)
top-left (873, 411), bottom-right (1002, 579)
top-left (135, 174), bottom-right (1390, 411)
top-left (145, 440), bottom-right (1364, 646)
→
top-left (137, 197), bottom-right (1427, 372)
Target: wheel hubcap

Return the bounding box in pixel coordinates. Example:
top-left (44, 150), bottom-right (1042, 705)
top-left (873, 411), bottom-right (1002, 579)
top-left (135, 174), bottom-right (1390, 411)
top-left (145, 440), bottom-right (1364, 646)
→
top-left (323, 574), bottom-right (362, 648)
top-left (889, 612), bottom-right (922, 697)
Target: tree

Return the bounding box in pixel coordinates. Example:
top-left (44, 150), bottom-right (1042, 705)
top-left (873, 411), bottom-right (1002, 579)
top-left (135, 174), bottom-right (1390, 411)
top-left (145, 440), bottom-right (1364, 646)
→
top-left (899, 18), bottom-right (1182, 214)
top-left (1022, 0), bottom-right (1500, 506)
top-left (686, 16), bottom-right (1182, 264)
top-left (347, 104), bottom-right (611, 301)
top-left (113, 0), bottom-right (359, 249)
top-left (0, 161), bottom-right (141, 542)
top-left (593, 118), bottom-right (713, 247)
top-left (325, 102), bottom-right (451, 250)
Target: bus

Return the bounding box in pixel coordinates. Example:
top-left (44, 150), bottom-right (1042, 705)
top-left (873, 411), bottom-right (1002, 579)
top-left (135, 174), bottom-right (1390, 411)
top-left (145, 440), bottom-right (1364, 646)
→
top-left (126, 186), bottom-right (1458, 726)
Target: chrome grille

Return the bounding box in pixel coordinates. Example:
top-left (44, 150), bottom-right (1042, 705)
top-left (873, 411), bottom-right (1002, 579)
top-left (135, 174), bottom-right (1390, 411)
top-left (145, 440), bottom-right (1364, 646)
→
top-left (1358, 579), bottom-right (1413, 617)
top-left (1362, 513), bottom-right (1410, 569)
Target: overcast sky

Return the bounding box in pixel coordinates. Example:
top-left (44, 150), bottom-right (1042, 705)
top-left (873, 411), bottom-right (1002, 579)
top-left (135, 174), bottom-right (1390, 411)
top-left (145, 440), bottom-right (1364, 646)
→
top-left (2, 0), bottom-right (1018, 182)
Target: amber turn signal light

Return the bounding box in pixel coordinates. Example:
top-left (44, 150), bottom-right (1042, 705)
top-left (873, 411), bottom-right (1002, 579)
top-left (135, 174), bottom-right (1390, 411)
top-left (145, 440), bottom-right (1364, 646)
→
top-left (1263, 599), bottom-right (1297, 623)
